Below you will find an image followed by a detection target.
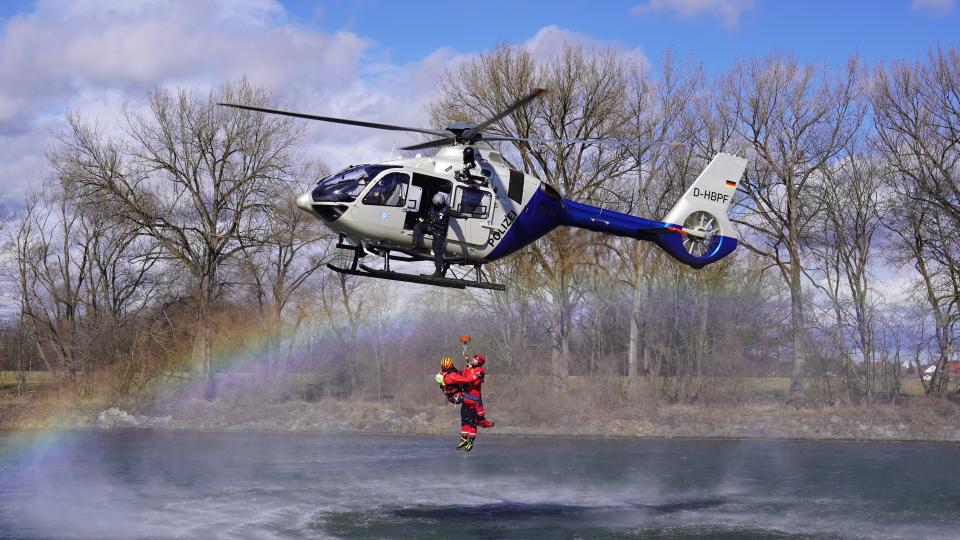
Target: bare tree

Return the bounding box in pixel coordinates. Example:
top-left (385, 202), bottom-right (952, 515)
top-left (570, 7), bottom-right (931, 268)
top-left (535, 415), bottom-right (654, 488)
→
top-left (807, 146), bottom-right (886, 402)
top-left (874, 46), bottom-right (960, 231)
top-left (238, 175), bottom-right (335, 374)
top-left (610, 56), bottom-right (709, 395)
top-left (9, 192), bottom-right (90, 380)
top-left (313, 254), bottom-right (369, 396)
top-left (873, 46), bottom-right (960, 397)
top-left (77, 201), bottom-right (163, 322)
top-left (885, 189), bottom-right (958, 397)
top-left (719, 54), bottom-right (866, 401)
top-left (59, 79), bottom-right (302, 398)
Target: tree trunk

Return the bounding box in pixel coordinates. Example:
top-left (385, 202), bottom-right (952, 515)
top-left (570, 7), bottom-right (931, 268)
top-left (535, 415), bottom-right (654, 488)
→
top-left (269, 303), bottom-right (283, 377)
top-left (198, 272), bottom-right (216, 401)
top-left (552, 273), bottom-right (573, 392)
top-left (627, 265), bottom-right (643, 396)
top-left (643, 277), bottom-right (653, 377)
top-left (788, 253), bottom-right (806, 403)
top-left (914, 242), bottom-right (951, 397)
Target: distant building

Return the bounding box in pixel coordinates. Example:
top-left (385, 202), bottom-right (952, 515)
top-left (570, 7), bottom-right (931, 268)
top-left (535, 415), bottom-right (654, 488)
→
top-left (921, 361), bottom-right (960, 381)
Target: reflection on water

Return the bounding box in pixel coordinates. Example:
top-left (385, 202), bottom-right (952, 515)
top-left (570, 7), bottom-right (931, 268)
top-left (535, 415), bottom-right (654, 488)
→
top-left (0, 431), bottom-right (957, 539)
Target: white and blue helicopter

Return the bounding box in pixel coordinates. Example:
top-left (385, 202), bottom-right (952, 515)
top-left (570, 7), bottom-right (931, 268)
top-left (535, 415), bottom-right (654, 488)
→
top-left (220, 90), bottom-right (747, 291)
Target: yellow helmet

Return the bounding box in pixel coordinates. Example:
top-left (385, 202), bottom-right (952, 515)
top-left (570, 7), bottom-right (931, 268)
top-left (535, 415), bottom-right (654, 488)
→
top-left (440, 356), bottom-right (454, 370)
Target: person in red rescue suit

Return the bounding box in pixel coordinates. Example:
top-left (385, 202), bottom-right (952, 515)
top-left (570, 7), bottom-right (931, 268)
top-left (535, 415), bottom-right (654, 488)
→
top-left (437, 356), bottom-right (463, 405)
top-left (440, 353), bottom-right (493, 451)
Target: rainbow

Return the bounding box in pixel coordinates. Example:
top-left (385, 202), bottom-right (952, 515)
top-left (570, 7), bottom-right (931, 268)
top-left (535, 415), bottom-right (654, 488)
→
top-left (0, 292), bottom-right (466, 478)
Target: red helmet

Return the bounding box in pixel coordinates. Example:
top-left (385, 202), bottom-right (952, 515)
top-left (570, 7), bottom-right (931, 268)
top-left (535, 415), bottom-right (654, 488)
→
top-left (473, 353), bottom-right (486, 366)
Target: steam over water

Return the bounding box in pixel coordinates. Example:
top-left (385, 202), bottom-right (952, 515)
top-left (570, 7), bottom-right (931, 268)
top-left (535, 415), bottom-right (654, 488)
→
top-left (1, 431), bottom-right (958, 539)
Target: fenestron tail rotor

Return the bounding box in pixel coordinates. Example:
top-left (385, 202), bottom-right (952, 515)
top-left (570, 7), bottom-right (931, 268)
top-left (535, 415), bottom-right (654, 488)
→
top-left (680, 211), bottom-right (721, 257)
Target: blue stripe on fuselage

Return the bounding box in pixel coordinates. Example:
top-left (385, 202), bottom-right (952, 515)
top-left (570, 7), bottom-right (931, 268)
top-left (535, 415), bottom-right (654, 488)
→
top-left (486, 186), bottom-right (565, 261)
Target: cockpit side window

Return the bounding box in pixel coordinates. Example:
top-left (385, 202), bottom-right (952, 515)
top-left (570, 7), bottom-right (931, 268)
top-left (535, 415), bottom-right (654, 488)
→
top-left (362, 172), bottom-right (409, 207)
top-left (311, 165), bottom-right (397, 203)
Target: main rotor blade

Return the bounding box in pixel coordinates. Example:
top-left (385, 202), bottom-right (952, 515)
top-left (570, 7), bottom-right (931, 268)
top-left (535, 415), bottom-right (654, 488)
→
top-left (399, 138), bottom-right (455, 151)
top-left (484, 135), bottom-right (626, 146)
top-left (462, 88), bottom-right (547, 140)
top-left (218, 103), bottom-right (451, 138)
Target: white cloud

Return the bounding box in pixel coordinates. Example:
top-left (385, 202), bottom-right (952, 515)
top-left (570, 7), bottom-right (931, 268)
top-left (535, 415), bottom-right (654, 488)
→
top-left (0, 0), bottom-right (423, 201)
top-left (0, 4), bottom-right (651, 204)
top-left (629, 0), bottom-right (755, 30)
top-left (524, 25), bottom-right (649, 70)
top-left (910, 0), bottom-right (954, 15)
top-left (0, 0), bottom-right (365, 110)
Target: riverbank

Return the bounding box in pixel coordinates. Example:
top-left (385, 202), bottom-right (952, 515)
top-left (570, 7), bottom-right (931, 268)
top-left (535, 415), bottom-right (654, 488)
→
top-left (3, 394), bottom-right (960, 443)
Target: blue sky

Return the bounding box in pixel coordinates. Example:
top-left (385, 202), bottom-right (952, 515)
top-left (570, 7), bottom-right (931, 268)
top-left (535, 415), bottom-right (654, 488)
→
top-left (0, 0), bottom-right (957, 204)
top-left (280, 0), bottom-right (959, 70)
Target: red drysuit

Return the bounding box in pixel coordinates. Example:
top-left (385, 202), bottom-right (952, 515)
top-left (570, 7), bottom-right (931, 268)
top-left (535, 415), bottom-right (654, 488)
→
top-left (443, 366), bottom-right (486, 440)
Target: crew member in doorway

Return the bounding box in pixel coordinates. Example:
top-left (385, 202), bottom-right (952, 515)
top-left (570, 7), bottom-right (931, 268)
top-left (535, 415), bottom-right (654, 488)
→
top-left (412, 193), bottom-right (469, 277)
top-left (435, 353), bottom-right (493, 451)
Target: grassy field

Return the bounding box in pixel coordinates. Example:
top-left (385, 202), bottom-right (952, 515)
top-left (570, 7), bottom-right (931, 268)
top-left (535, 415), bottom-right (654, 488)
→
top-left (0, 371), bottom-right (53, 392)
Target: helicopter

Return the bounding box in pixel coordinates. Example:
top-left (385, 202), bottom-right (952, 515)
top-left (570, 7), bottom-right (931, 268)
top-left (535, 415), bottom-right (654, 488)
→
top-left (219, 90), bottom-right (747, 291)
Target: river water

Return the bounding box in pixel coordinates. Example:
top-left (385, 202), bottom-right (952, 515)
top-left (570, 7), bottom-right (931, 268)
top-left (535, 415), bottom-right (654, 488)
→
top-left (0, 431), bottom-right (957, 539)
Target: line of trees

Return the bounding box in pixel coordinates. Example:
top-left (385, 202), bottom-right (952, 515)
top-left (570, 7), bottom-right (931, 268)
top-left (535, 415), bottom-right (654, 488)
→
top-left (1, 46), bottom-right (958, 406)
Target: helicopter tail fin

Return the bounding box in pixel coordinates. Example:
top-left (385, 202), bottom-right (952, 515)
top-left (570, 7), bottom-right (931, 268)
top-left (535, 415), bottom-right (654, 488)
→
top-left (662, 152), bottom-right (746, 231)
top-left (654, 153), bottom-right (747, 268)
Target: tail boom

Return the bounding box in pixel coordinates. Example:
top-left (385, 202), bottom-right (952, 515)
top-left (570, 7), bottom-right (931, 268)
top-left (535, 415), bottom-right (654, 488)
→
top-left (485, 152), bottom-right (746, 268)
top-left (558, 199), bottom-right (737, 267)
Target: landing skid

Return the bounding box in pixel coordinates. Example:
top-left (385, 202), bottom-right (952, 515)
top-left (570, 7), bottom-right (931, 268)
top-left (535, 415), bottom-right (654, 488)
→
top-left (327, 263), bottom-right (506, 291)
top-left (328, 240), bottom-right (506, 291)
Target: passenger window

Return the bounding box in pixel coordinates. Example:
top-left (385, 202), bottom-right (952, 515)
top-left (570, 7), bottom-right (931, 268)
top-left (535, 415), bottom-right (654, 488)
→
top-left (363, 172), bottom-right (409, 207)
top-left (457, 188), bottom-right (491, 218)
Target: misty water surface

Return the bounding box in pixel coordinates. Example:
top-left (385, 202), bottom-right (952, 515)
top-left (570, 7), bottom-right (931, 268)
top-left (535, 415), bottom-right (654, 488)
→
top-left (0, 431), bottom-right (958, 539)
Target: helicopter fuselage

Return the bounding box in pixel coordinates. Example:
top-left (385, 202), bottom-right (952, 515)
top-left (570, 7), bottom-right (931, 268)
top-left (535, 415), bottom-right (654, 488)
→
top-left (297, 145), bottom-right (743, 270)
top-left (297, 145), bottom-right (551, 264)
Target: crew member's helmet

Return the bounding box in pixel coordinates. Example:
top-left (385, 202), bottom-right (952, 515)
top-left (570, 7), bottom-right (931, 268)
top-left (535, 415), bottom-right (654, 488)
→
top-left (440, 356), bottom-right (454, 370)
top-left (432, 193), bottom-right (447, 208)
top-left (473, 353), bottom-right (486, 366)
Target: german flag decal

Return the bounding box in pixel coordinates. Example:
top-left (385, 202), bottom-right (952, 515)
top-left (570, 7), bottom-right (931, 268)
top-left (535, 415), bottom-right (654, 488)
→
top-left (725, 180), bottom-right (737, 188)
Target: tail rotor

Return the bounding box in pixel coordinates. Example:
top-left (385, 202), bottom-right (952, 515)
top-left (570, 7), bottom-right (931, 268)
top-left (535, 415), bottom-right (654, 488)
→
top-left (657, 153), bottom-right (747, 267)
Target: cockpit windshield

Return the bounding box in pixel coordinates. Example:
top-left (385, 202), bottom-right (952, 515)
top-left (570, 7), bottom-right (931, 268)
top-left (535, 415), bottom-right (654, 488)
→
top-left (311, 165), bottom-right (397, 203)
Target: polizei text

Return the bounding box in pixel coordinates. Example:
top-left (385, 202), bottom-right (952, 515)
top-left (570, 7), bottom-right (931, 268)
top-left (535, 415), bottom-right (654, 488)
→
top-left (487, 210), bottom-right (518, 247)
